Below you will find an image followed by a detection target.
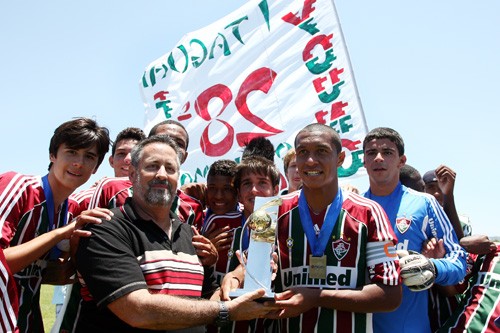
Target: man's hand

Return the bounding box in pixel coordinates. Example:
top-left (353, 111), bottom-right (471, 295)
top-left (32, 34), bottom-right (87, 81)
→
top-left (226, 288), bottom-right (278, 321)
top-left (192, 226), bottom-right (218, 266)
top-left (397, 250), bottom-right (436, 291)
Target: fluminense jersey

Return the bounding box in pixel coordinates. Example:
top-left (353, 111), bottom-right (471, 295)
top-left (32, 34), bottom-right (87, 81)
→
top-left (201, 211), bottom-right (244, 286)
top-left (274, 190), bottom-right (400, 333)
top-left (364, 183), bottom-right (467, 333)
top-left (89, 176), bottom-right (204, 230)
top-left (202, 212), bottom-right (272, 333)
top-left (0, 172), bottom-right (68, 333)
top-left (428, 213), bottom-right (474, 331)
top-left (0, 248), bottom-right (18, 333)
top-left (67, 187), bottom-right (95, 220)
top-left (439, 245), bottom-right (500, 333)
top-left (55, 186), bottom-right (96, 333)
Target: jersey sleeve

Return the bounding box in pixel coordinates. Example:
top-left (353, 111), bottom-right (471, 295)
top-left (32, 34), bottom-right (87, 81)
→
top-left (365, 199), bottom-right (401, 286)
top-left (426, 196), bottom-right (467, 285)
top-left (0, 172), bottom-right (37, 248)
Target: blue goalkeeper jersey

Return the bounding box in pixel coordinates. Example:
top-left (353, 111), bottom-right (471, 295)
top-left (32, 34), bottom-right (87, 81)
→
top-left (365, 183), bottom-right (467, 333)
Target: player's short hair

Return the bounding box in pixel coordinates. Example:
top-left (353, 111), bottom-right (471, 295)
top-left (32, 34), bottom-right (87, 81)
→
top-left (233, 156), bottom-right (280, 190)
top-left (111, 127), bottom-right (146, 156)
top-left (241, 136), bottom-right (275, 162)
top-left (363, 127), bottom-right (405, 156)
top-left (48, 117), bottom-right (110, 171)
top-left (148, 120), bottom-right (189, 149)
top-left (400, 164), bottom-right (424, 192)
top-left (282, 148), bottom-right (296, 173)
top-left (207, 159), bottom-right (237, 181)
top-left (295, 123), bottom-right (342, 154)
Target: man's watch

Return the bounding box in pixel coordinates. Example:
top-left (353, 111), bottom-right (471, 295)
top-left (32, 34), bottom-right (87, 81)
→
top-left (215, 301), bottom-right (230, 327)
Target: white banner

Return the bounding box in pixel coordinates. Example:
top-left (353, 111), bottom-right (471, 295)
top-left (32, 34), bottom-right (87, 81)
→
top-left (140, 0), bottom-right (367, 186)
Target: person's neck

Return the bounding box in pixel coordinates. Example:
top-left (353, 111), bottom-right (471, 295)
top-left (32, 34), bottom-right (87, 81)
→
top-left (47, 172), bottom-right (73, 209)
top-left (302, 183), bottom-right (338, 213)
top-left (132, 199), bottom-right (172, 237)
top-left (369, 178), bottom-right (399, 196)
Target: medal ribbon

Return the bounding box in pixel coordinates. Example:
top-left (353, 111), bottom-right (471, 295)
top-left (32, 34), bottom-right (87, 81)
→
top-left (42, 174), bottom-right (68, 258)
top-left (298, 188), bottom-right (343, 257)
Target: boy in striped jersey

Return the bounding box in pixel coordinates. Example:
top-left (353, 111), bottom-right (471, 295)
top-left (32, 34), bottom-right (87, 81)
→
top-left (75, 135), bottom-right (273, 332)
top-left (0, 117), bottom-right (111, 333)
top-left (0, 248), bottom-right (18, 333)
top-left (438, 244), bottom-right (500, 332)
top-left (222, 123), bottom-right (402, 332)
top-left (204, 157), bottom-right (280, 333)
top-left (53, 127), bottom-right (146, 333)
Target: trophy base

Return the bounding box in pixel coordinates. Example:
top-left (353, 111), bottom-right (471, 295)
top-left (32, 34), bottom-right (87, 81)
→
top-left (228, 288), bottom-right (275, 302)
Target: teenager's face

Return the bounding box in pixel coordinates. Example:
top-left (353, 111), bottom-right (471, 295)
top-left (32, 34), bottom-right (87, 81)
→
top-left (295, 130), bottom-right (344, 191)
top-left (424, 182), bottom-right (444, 206)
top-left (206, 174), bottom-right (238, 215)
top-left (238, 171), bottom-right (278, 216)
top-left (50, 143), bottom-right (99, 191)
top-left (285, 156), bottom-right (302, 192)
top-left (109, 138), bottom-right (140, 177)
top-left (363, 138), bottom-right (406, 188)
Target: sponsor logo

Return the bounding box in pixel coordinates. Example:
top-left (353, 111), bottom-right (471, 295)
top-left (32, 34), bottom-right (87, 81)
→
top-left (396, 217), bottom-right (412, 234)
top-left (384, 242), bottom-right (398, 257)
top-left (396, 239), bottom-right (409, 252)
top-left (332, 238), bottom-right (350, 261)
top-left (282, 267), bottom-right (354, 288)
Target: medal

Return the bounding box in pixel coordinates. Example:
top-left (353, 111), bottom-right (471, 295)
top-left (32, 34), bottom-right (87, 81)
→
top-left (298, 189), bottom-right (343, 280)
top-left (309, 255), bottom-right (327, 279)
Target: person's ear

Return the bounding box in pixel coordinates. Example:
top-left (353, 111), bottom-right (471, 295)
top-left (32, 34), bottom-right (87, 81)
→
top-left (399, 155), bottom-right (407, 168)
top-left (337, 151), bottom-right (346, 167)
top-left (129, 165), bottom-right (137, 182)
top-left (181, 151), bottom-right (188, 164)
top-left (273, 185), bottom-right (280, 196)
top-left (109, 155), bottom-right (114, 168)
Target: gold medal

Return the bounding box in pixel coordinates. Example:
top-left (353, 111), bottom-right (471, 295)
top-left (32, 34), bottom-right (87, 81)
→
top-left (309, 255), bottom-right (327, 279)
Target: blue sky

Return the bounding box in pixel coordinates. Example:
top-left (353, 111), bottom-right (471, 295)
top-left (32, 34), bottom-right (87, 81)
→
top-left (1, 0), bottom-right (499, 236)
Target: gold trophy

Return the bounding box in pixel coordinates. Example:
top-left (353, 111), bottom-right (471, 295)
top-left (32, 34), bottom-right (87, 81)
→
top-left (229, 196), bottom-right (282, 300)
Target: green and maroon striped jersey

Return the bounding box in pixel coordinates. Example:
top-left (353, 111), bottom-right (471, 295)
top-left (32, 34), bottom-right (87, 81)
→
top-left (439, 245), bottom-right (500, 332)
top-left (273, 190), bottom-right (400, 333)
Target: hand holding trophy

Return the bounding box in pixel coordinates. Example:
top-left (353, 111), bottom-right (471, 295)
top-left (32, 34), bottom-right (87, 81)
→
top-left (229, 196), bottom-right (282, 300)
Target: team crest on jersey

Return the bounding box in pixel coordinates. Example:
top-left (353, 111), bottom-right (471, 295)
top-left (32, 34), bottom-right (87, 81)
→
top-left (396, 217), bottom-right (412, 234)
top-left (227, 249), bottom-right (234, 259)
top-left (332, 239), bottom-right (350, 261)
top-left (286, 237), bottom-right (294, 249)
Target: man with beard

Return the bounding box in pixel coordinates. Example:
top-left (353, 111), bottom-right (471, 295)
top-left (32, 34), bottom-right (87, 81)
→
top-left (75, 135), bottom-right (273, 333)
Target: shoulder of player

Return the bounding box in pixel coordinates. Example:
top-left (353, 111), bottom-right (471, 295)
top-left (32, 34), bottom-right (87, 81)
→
top-left (0, 172), bottom-right (41, 193)
top-left (278, 191), bottom-right (300, 212)
top-left (93, 176), bottom-right (131, 192)
top-left (177, 189), bottom-right (203, 207)
top-left (0, 173), bottom-right (44, 210)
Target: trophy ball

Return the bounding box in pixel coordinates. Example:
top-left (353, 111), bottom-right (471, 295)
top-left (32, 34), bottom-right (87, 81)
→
top-left (248, 209), bottom-right (271, 232)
